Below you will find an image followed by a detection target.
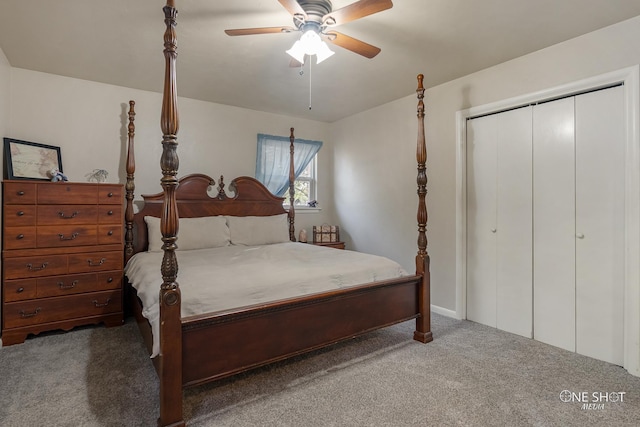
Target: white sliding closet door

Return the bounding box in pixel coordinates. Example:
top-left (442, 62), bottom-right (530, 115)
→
top-left (496, 107), bottom-right (533, 337)
top-left (466, 85), bottom-right (625, 364)
top-left (575, 86), bottom-right (624, 365)
top-left (467, 114), bottom-right (498, 328)
top-left (533, 97), bottom-right (576, 352)
top-left (466, 107), bottom-right (532, 336)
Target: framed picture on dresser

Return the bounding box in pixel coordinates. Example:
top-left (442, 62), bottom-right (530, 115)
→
top-left (3, 137), bottom-right (63, 180)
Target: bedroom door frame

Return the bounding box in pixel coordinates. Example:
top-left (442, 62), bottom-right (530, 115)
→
top-left (455, 65), bottom-right (640, 377)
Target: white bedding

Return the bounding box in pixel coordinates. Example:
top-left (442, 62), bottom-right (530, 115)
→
top-left (124, 242), bottom-right (408, 357)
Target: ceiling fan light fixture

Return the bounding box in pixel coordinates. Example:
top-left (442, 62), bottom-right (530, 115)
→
top-left (315, 40), bottom-right (335, 64)
top-left (286, 29), bottom-right (334, 64)
top-left (286, 40), bottom-right (307, 64)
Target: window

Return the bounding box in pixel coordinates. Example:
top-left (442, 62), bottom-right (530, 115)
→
top-left (255, 133), bottom-right (322, 207)
top-left (287, 155), bottom-right (317, 206)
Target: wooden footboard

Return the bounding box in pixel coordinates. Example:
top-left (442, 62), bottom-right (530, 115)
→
top-left (128, 274), bottom-right (427, 387)
top-left (181, 275), bottom-right (423, 386)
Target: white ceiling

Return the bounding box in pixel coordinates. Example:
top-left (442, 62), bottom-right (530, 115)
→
top-left (1, 0), bottom-right (640, 122)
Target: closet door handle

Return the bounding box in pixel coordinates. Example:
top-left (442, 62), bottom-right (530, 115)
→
top-left (576, 233), bottom-right (585, 239)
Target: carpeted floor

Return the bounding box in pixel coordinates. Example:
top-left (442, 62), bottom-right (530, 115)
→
top-left (0, 313), bottom-right (638, 426)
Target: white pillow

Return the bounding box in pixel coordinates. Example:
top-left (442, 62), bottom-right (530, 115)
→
top-left (144, 216), bottom-right (230, 252)
top-left (226, 214), bottom-right (290, 246)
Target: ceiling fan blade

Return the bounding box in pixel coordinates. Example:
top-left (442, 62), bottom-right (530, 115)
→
top-left (325, 31), bottom-right (381, 58)
top-left (323, 0), bottom-right (393, 26)
top-left (289, 57), bottom-right (305, 68)
top-left (225, 27), bottom-right (296, 36)
top-left (278, 0), bottom-right (307, 17)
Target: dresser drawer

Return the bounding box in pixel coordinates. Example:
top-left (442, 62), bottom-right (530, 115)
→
top-left (3, 279), bottom-right (37, 302)
top-left (37, 273), bottom-right (96, 297)
top-left (3, 182), bottom-right (36, 204)
top-left (99, 185), bottom-right (123, 204)
top-left (37, 225), bottom-right (98, 247)
top-left (4, 205), bottom-right (36, 227)
top-left (3, 255), bottom-right (68, 279)
top-left (3, 289), bottom-right (122, 328)
top-left (96, 271), bottom-right (123, 291)
top-left (68, 251), bottom-right (123, 273)
top-left (98, 225), bottom-right (123, 245)
top-left (37, 183), bottom-right (97, 204)
top-left (3, 226), bottom-right (37, 250)
top-left (36, 272), bottom-right (119, 297)
top-left (37, 205), bottom-right (98, 225)
top-left (98, 205), bottom-right (122, 224)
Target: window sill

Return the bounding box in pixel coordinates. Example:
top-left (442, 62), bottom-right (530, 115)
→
top-left (285, 206), bottom-right (322, 214)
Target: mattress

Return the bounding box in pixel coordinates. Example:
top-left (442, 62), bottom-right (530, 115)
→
top-left (125, 242), bottom-right (408, 356)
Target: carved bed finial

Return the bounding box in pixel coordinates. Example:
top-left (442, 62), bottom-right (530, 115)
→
top-left (413, 73), bottom-right (432, 344)
top-left (217, 175), bottom-right (226, 198)
top-left (125, 100), bottom-right (136, 261)
top-left (288, 127), bottom-right (296, 242)
top-left (416, 74), bottom-right (428, 260)
top-left (160, 1), bottom-right (180, 291)
top-left (158, 2), bottom-right (183, 426)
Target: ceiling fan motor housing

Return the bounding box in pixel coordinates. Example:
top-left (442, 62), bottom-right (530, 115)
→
top-left (296, 0), bottom-right (333, 25)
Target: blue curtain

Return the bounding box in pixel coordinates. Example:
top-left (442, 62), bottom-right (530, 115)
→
top-left (255, 133), bottom-right (323, 197)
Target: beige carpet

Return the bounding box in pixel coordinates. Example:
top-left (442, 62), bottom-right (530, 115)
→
top-left (0, 313), bottom-right (638, 426)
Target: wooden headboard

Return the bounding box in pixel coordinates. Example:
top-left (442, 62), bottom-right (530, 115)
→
top-left (123, 100), bottom-right (297, 260)
top-left (128, 174), bottom-right (289, 256)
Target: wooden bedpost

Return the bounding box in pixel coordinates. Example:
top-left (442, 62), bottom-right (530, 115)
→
top-left (158, 1), bottom-right (184, 426)
top-left (125, 100), bottom-right (136, 262)
top-left (414, 74), bottom-right (433, 344)
top-left (288, 127), bottom-right (296, 241)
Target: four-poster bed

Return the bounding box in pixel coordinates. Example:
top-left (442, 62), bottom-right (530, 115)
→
top-left (124, 2), bottom-right (432, 426)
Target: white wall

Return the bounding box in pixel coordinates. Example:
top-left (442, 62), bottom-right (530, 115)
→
top-left (8, 69), bottom-right (334, 233)
top-left (0, 46), bottom-right (9, 153)
top-left (331, 96), bottom-right (418, 267)
top-left (0, 45), bottom-right (11, 336)
top-left (331, 16), bottom-right (640, 313)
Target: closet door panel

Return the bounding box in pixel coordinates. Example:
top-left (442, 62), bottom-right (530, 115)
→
top-left (533, 98), bottom-right (576, 352)
top-left (466, 115), bottom-right (497, 327)
top-left (575, 86), bottom-right (625, 365)
top-left (496, 107), bottom-right (533, 338)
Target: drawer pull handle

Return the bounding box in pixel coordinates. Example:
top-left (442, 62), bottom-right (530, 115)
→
top-left (107, 210), bottom-right (114, 215)
top-left (16, 234), bottom-right (24, 240)
top-left (20, 308), bottom-right (41, 318)
top-left (87, 258), bottom-right (107, 267)
top-left (17, 191), bottom-right (25, 196)
top-left (17, 211), bottom-right (25, 216)
top-left (26, 262), bottom-right (48, 271)
top-left (107, 230), bottom-right (114, 236)
top-left (57, 211), bottom-right (79, 219)
top-left (59, 280), bottom-right (78, 290)
top-left (93, 298), bottom-right (111, 308)
top-left (107, 277), bottom-right (113, 283)
top-left (107, 192), bottom-right (114, 197)
top-left (17, 287), bottom-right (24, 293)
top-left (58, 232), bottom-right (79, 241)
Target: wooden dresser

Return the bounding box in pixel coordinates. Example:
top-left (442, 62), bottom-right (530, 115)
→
top-left (2, 180), bottom-right (124, 345)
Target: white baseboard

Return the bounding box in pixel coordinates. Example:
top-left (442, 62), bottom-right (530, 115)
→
top-left (431, 304), bottom-right (459, 319)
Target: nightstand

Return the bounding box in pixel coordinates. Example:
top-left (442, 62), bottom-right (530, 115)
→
top-left (312, 241), bottom-right (345, 250)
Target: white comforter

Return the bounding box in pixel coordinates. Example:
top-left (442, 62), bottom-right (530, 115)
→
top-left (124, 242), bottom-right (408, 357)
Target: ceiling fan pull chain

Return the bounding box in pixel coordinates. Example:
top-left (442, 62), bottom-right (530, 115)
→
top-left (309, 58), bottom-right (312, 110)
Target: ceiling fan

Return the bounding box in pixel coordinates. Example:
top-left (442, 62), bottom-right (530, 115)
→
top-left (225, 0), bottom-right (393, 65)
